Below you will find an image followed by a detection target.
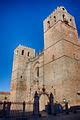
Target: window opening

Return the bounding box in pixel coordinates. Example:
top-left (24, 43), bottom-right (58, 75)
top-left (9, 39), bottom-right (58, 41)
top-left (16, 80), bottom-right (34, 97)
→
top-left (21, 76), bottom-right (22, 78)
top-left (47, 21), bottom-right (50, 28)
top-left (70, 19), bottom-right (72, 21)
top-left (22, 50), bottom-right (24, 55)
top-left (63, 14), bottom-right (68, 24)
top-left (62, 8), bottom-right (65, 10)
top-left (37, 67), bottom-right (39, 77)
top-left (63, 14), bottom-right (65, 19)
top-left (28, 52), bottom-right (30, 56)
top-left (54, 16), bottom-right (56, 22)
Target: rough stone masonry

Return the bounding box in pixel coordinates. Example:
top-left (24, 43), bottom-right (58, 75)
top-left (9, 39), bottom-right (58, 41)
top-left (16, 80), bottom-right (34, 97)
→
top-left (5, 6), bottom-right (80, 111)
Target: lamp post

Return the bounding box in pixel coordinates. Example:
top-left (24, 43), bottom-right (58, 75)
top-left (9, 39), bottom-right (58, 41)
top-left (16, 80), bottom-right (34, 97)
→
top-left (63, 98), bottom-right (69, 114)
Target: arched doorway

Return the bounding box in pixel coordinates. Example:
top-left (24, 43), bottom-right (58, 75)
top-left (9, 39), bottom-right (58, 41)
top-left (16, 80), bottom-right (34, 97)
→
top-left (33, 91), bottom-right (54, 115)
top-left (39, 92), bottom-right (49, 112)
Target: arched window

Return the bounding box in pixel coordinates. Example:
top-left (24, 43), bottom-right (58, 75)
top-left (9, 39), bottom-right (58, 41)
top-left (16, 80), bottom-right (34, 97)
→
top-left (54, 16), bottom-right (56, 22)
top-left (52, 55), bottom-right (54, 60)
top-left (47, 21), bottom-right (50, 28)
top-left (37, 67), bottom-right (39, 77)
top-left (22, 50), bottom-right (24, 55)
top-left (62, 8), bottom-right (65, 10)
top-left (28, 52), bottom-right (30, 56)
top-left (62, 14), bottom-right (68, 24)
top-left (21, 76), bottom-right (22, 78)
top-left (33, 62), bottom-right (40, 78)
top-left (70, 18), bottom-right (72, 21)
top-left (47, 21), bottom-right (50, 24)
top-left (63, 14), bottom-right (65, 20)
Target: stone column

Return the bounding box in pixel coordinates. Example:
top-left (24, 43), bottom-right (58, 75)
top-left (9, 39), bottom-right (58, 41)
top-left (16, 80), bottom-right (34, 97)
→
top-left (49, 93), bottom-right (54, 114)
top-left (65, 102), bottom-right (69, 114)
top-left (23, 101), bottom-right (26, 117)
top-left (33, 91), bottom-right (39, 116)
top-left (3, 101), bottom-right (6, 116)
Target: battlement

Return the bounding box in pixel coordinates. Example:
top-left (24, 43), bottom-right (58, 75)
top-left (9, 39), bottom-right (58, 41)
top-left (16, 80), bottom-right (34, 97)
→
top-left (43, 6), bottom-right (76, 32)
top-left (14, 44), bottom-right (35, 59)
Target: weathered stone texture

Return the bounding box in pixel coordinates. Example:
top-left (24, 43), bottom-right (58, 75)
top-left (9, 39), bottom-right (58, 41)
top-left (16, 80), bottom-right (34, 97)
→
top-left (9, 6), bottom-right (80, 111)
top-left (0, 92), bottom-right (10, 101)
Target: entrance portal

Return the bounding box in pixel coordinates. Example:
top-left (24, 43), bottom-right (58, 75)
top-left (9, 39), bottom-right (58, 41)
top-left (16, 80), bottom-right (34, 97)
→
top-left (33, 91), bottom-right (54, 115)
top-left (39, 93), bottom-right (49, 111)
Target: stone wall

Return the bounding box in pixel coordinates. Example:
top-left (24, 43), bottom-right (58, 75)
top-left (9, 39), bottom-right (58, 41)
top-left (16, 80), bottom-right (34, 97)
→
top-left (9, 6), bottom-right (80, 111)
top-left (0, 92), bottom-right (10, 101)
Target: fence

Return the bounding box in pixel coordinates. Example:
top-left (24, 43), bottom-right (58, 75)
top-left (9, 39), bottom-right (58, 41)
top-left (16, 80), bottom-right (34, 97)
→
top-left (0, 101), bottom-right (33, 118)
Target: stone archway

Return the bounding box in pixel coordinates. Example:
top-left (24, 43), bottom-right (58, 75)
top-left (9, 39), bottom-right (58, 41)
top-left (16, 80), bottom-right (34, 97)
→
top-left (33, 91), bottom-right (54, 115)
top-left (39, 92), bottom-right (49, 112)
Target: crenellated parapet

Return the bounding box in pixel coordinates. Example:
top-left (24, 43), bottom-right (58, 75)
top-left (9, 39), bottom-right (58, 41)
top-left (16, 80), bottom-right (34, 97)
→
top-left (43, 6), bottom-right (76, 33)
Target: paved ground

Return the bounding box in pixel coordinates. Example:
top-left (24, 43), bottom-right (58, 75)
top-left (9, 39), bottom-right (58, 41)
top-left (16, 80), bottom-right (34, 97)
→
top-left (0, 112), bottom-right (80, 120)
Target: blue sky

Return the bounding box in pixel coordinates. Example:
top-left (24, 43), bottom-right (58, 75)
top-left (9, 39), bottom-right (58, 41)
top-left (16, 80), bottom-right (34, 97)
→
top-left (0, 0), bottom-right (80, 92)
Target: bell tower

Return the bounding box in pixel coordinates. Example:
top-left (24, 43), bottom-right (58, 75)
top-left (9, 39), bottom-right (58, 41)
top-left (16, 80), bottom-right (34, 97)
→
top-left (10, 45), bottom-right (35, 106)
top-left (43, 6), bottom-right (80, 106)
top-left (43, 6), bottom-right (78, 49)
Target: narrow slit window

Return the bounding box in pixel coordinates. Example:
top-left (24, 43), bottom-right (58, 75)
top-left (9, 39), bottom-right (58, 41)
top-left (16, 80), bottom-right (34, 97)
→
top-left (28, 52), bottom-right (30, 56)
top-left (54, 16), bottom-right (56, 22)
top-left (63, 14), bottom-right (68, 24)
top-left (22, 50), bottom-right (24, 55)
top-left (62, 8), bottom-right (65, 10)
top-left (47, 21), bottom-right (50, 28)
top-left (47, 21), bottom-right (50, 24)
top-left (21, 76), bottom-right (22, 78)
top-left (37, 67), bottom-right (39, 77)
top-left (63, 14), bottom-right (65, 19)
top-left (70, 19), bottom-right (72, 21)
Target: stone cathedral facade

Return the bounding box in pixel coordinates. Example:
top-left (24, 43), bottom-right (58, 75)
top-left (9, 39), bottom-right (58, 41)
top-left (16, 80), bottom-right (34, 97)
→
top-left (10, 6), bottom-right (80, 111)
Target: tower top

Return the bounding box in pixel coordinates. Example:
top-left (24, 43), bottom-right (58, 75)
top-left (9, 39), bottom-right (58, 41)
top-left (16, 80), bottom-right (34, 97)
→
top-left (54, 6), bottom-right (68, 13)
top-left (43, 6), bottom-right (76, 32)
top-left (14, 45), bottom-right (35, 59)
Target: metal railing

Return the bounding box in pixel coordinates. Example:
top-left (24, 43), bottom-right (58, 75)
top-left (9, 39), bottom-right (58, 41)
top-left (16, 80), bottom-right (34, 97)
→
top-left (0, 101), bottom-right (33, 118)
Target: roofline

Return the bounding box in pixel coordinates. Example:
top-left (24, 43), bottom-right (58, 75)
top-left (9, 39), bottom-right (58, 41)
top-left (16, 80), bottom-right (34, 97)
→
top-left (0, 92), bottom-right (10, 95)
